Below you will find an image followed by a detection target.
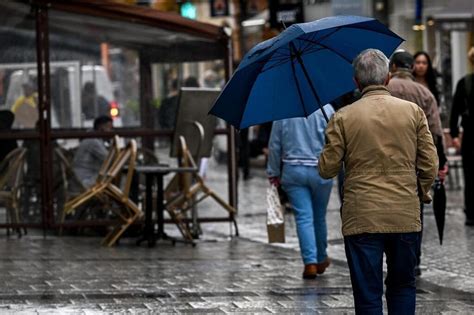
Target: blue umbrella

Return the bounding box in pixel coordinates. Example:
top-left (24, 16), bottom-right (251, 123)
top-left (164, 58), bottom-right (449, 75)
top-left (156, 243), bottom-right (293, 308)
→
top-left (209, 16), bottom-right (404, 129)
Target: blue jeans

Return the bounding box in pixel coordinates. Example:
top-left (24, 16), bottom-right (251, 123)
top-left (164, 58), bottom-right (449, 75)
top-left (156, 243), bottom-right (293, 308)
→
top-left (281, 164), bottom-right (333, 264)
top-left (344, 232), bottom-right (418, 315)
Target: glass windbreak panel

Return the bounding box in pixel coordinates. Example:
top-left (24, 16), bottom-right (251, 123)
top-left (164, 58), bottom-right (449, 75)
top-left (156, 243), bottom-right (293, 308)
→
top-left (48, 10), bottom-right (141, 130)
top-left (152, 60), bottom-right (233, 226)
top-left (0, 2), bottom-right (41, 228)
top-left (0, 139), bottom-right (44, 226)
top-left (152, 60), bottom-right (225, 132)
top-left (0, 2), bottom-right (39, 130)
top-left (109, 47), bottom-right (140, 128)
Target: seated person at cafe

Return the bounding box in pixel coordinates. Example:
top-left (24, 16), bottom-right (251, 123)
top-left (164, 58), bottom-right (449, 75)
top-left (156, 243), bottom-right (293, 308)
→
top-left (72, 116), bottom-right (113, 191)
top-left (0, 110), bottom-right (17, 165)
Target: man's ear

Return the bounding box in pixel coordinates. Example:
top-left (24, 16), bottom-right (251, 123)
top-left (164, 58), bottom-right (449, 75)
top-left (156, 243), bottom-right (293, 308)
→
top-left (353, 77), bottom-right (362, 90)
top-left (389, 63), bottom-right (397, 73)
top-left (384, 73), bottom-right (391, 86)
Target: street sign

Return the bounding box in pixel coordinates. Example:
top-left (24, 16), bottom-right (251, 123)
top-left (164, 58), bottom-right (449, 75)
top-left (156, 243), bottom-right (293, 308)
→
top-left (269, 0), bottom-right (304, 28)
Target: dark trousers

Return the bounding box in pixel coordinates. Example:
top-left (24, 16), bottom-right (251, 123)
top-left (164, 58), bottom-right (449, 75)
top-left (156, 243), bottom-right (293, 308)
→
top-left (345, 232), bottom-right (418, 315)
top-left (462, 140), bottom-right (474, 220)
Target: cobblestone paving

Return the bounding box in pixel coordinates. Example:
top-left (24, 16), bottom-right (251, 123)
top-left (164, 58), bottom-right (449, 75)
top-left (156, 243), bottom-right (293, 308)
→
top-left (200, 161), bottom-right (474, 295)
top-left (0, 158), bottom-right (473, 313)
top-left (0, 234), bottom-right (473, 314)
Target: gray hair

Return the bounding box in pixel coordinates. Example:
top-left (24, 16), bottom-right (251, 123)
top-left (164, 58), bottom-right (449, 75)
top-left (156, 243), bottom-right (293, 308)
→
top-left (353, 49), bottom-right (389, 89)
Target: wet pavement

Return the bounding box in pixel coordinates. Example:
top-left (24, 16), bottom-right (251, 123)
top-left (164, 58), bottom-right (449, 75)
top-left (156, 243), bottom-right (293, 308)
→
top-left (204, 160), bottom-right (474, 293)
top-left (0, 158), bottom-right (473, 313)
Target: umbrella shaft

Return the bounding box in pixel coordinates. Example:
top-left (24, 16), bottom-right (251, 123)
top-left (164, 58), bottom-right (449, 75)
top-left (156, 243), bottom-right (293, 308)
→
top-left (289, 42), bottom-right (330, 123)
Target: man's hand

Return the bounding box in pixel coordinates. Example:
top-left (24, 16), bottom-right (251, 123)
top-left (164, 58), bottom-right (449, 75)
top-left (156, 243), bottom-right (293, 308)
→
top-left (452, 137), bottom-right (461, 151)
top-left (268, 176), bottom-right (281, 187)
top-left (438, 164), bottom-right (448, 183)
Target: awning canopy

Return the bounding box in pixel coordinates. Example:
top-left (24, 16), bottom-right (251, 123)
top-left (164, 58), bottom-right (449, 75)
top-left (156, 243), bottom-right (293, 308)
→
top-left (0, 0), bottom-right (228, 63)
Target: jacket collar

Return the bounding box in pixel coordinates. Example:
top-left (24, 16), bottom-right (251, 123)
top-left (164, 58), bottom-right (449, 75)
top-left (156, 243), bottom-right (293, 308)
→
top-left (361, 85), bottom-right (391, 98)
top-left (391, 69), bottom-right (415, 81)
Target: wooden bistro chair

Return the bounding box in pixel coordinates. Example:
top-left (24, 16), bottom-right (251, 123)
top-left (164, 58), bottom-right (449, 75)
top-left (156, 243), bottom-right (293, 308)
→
top-left (55, 147), bottom-right (87, 225)
top-left (164, 125), bottom-right (238, 242)
top-left (0, 147), bottom-right (27, 237)
top-left (62, 138), bottom-right (141, 246)
top-left (59, 136), bottom-right (120, 235)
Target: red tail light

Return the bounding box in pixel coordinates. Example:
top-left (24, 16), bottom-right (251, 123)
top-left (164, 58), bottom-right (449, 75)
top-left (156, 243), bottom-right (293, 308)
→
top-left (109, 101), bottom-right (119, 118)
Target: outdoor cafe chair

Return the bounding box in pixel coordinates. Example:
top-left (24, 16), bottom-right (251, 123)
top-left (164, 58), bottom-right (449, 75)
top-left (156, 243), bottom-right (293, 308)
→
top-left (0, 147), bottom-right (27, 237)
top-left (62, 137), bottom-right (142, 246)
top-left (59, 136), bottom-right (120, 234)
top-left (55, 147), bottom-right (86, 225)
top-left (164, 126), bottom-right (237, 241)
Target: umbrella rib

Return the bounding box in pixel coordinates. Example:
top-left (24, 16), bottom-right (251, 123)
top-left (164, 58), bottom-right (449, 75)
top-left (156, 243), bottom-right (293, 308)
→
top-left (290, 51), bottom-right (308, 117)
top-left (299, 46), bottom-right (325, 56)
top-left (255, 52), bottom-right (289, 65)
top-left (298, 38), bottom-right (353, 64)
top-left (265, 54), bottom-right (289, 62)
top-left (299, 27), bottom-right (341, 55)
top-left (273, 48), bottom-right (291, 56)
top-left (262, 59), bottom-right (290, 73)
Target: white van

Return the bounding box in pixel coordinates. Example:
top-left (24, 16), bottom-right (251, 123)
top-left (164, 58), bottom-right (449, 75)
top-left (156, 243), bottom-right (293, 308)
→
top-left (0, 61), bottom-right (122, 129)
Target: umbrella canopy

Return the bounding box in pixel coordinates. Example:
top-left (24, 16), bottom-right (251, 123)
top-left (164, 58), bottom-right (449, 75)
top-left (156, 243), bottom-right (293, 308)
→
top-left (433, 179), bottom-right (446, 245)
top-left (210, 16), bottom-right (403, 129)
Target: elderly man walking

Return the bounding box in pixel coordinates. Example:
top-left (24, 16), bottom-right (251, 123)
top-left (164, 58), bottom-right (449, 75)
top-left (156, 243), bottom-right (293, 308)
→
top-left (319, 49), bottom-right (438, 314)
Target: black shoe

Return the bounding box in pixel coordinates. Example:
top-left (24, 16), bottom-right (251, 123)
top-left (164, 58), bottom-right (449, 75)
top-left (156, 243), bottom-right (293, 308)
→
top-left (415, 265), bottom-right (422, 277)
top-left (466, 218), bottom-right (474, 226)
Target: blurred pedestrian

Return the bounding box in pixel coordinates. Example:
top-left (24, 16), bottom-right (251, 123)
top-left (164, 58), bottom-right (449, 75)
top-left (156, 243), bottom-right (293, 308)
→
top-left (158, 79), bottom-right (179, 130)
top-left (387, 50), bottom-right (447, 276)
top-left (11, 81), bottom-right (38, 129)
top-left (249, 122), bottom-right (272, 159)
top-left (239, 122), bottom-right (273, 180)
top-left (203, 69), bottom-right (220, 88)
top-left (450, 46), bottom-right (474, 226)
top-left (267, 105), bottom-right (334, 279)
top-left (413, 51), bottom-right (441, 106)
top-left (82, 82), bottom-right (110, 120)
top-left (319, 49), bottom-right (438, 314)
top-left (158, 77), bottom-right (200, 131)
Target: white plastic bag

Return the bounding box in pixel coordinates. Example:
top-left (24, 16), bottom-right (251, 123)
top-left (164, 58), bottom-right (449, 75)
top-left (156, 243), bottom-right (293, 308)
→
top-left (266, 185), bottom-right (284, 225)
top-left (266, 185), bottom-right (285, 243)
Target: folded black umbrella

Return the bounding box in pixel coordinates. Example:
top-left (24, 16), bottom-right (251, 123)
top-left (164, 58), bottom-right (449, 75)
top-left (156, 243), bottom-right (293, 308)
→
top-left (432, 179), bottom-right (446, 245)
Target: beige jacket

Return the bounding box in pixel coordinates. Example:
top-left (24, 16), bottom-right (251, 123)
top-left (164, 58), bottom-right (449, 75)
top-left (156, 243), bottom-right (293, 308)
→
top-left (319, 86), bottom-right (438, 236)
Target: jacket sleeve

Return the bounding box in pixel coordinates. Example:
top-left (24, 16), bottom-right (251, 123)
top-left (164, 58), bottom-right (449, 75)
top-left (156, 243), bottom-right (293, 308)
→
top-left (416, 108), bottom-right (439, 203)
top-left (266, 121), bottom-right (282, 178)
top-left (450, 78), bottom-right (466, 138)
top-left (319, 112), bottom-right (345, 179)
top-left (423, 92), bottom-right (443, 138)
